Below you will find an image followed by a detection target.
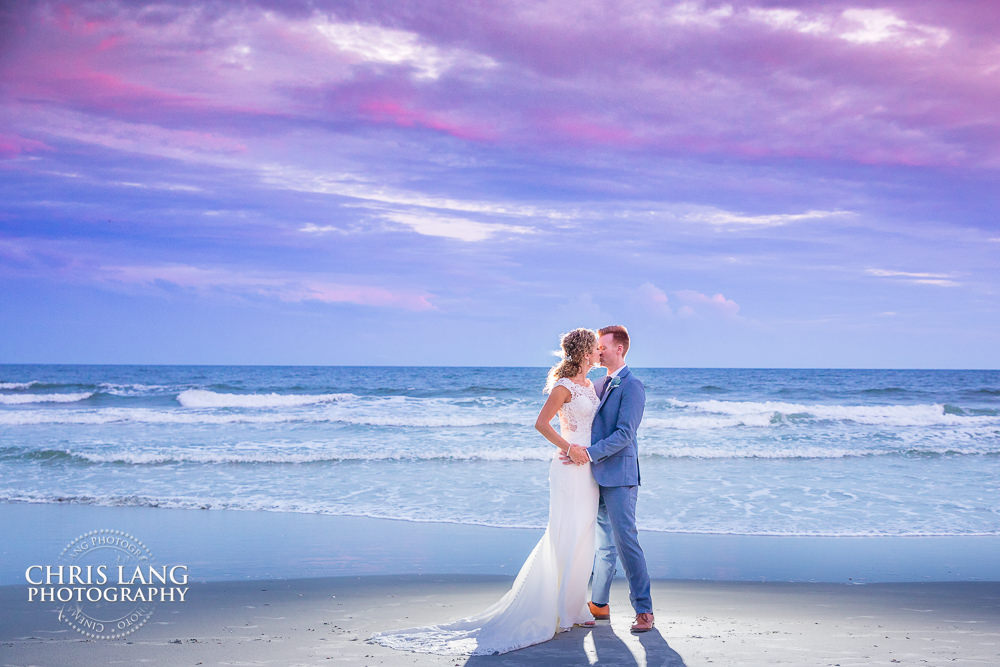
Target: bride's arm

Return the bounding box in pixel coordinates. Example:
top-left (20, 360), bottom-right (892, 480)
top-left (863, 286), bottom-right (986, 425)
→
top-left (534, 385), bottom-right (573, 453)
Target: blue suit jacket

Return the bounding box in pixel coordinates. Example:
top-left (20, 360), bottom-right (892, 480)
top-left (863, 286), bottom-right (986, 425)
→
top-left (587, 366), bottom-right (645, 487)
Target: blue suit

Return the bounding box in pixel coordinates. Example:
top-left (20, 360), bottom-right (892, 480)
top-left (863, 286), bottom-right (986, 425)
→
top-left (587, 365), bottom-right (652, 614)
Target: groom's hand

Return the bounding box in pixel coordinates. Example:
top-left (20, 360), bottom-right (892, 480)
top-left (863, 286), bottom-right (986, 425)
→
top-left (567, 444), bottom-right (590, 465)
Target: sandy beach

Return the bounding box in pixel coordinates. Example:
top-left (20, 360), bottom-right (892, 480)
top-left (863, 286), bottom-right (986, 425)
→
top-left (3, 574), bottom-right (999, 666)
top-left (2, 503), bottom-right (999, 665)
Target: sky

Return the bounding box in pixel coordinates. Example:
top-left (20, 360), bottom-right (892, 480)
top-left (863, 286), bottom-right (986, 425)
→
top-left (1, 0), bottom-right (998, 368)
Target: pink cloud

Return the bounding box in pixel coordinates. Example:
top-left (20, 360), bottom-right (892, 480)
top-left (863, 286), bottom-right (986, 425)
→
top-left (541, 114), bottom-right (637, 146)
top-left (50, 2), bottom-right (113, 36)
top-left (674, 290), bottom-right (741, 319)
top-left (97, 263), bottom-right (436, 311)
top-left (635, 282), bottom-right (673, 316)
top-left (0, 134), bottom-right (52, 160)
top-left (633, 283), bottom-right (743, 320)
top-left (3, 0), bottom-right (998, 170)
top-left (19, 68), bottom-right (199, 113)
top-left (358, 98), bottom-right (496, 142)
top-left (320, 1), bottom-right (1000, 167)
top-left (96, 34), bottom-right (124, 52)
top-left (0, 236), bottom-right (433, 312)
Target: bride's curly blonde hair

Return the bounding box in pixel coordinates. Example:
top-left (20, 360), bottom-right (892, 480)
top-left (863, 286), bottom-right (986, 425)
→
top-left (544, 328), bottom-right (598, 393)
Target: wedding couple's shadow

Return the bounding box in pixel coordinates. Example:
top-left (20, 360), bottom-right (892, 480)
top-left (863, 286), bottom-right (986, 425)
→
top-left (464, 623), bottom-right (686, 666)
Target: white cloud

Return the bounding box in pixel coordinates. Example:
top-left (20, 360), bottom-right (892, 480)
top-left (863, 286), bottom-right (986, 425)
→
top-left (111, 181), bottom-right (203, 192)
top-left (314, 20), bottom-right (497, 80)
top-left (25, 107), bottom-right (246, 160)
top-left (665, 2), bottom-right (734, 27)
top-left (911, 279), bottom-right (960, 287)
top-left (839, 9), bottom-right (949, 48)
top-left (746, 8), bottom-right (829, 35)
top-left (381, 211), bottom-right (533, 242)
top-left (746, 7), bottom-right (949, 49)
top-left (687, 207), bottom-right (851, 228)
top-left (299, 223), bottom-right (348, 234)
top-left (24, 110), bottom-right (562, 229)
top-left (865, 268), bottom-right (960, 287)
top-left (259, 164), bottom-right (573, 221)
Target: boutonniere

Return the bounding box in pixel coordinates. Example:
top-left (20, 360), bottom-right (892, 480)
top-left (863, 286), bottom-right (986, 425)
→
top-left (608, 376), bottom-right (622, 390)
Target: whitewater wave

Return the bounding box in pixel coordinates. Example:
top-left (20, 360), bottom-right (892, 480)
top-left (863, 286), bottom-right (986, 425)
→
top-left (99, 382), bottom-right (174, 396)
top-left (171, 390), bottom-right (521, 410)
top-left (12, 445), bottom-right (553, 465)
top-left (645, 414), bottom-right (778, 429)
top-left (646, 444), bottom-right (1000, 459)
top-left (7, 440), bottom-right (998, 466)
top-left (326, 413), bottom-right (517, 427)
top-left (665, 398), bottom-right (996, 427)
top-left (177, 389), bottom-right (355, 408)
top-left (0, 392), bottom-right (94, 405)
top-left (0, 408), bottom-right (302, 426)
top-left (0, 381), bottom-right (41, 390)
top-left (0, 406), bottom-right (525, 427)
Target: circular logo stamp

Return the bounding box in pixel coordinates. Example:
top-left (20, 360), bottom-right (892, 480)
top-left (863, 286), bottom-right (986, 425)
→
top-left (24, 528), bottom-right (190, 640)
top-left (57, 529), bottom-right (156, 640)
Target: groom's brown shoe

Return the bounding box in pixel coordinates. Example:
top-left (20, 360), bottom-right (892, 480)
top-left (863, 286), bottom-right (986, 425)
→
top-left (631, 613), bottom-right (654, 632)
top-left (588, 601), bottom-right (610, 620)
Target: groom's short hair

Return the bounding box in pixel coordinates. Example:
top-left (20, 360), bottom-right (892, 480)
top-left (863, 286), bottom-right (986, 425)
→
top-left (599, 325), bottom-right (630, 355)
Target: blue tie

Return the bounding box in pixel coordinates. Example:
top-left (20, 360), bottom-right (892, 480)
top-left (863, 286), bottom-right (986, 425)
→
top-left (601, 375), bottom-right (612, 398)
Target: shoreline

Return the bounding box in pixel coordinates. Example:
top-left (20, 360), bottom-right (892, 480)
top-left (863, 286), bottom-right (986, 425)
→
top-left (2, 501), bottom-right (999, 585)
top-left (3, 574), bottom-right (999, 665)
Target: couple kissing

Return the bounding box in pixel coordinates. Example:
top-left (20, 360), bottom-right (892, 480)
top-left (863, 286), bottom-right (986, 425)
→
top-left (371, 325), bottom-right (652, 656)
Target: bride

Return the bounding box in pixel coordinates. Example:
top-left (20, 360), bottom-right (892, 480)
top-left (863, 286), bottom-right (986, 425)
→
top-left (369, 328), bottom-right (602, 655)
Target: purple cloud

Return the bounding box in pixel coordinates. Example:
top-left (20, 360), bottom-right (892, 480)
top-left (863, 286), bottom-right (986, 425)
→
top-left (5, 1), bottom-right (996, 169)
top-left (0, 0), bottom-right (996, 365)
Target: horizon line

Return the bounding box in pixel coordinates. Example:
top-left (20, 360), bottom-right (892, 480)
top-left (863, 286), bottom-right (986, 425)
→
top-left (1, 362), bottom-right (997, 372)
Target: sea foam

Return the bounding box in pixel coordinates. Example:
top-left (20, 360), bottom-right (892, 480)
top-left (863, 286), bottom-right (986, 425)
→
top-left (0, 381), bottom-right (40, 390)
top-left (177, 389), bottom-right (354, 408)
top-left (0, 392), bottom-right (94, 405)
top-left (665, 398), bottom-right (990, 426)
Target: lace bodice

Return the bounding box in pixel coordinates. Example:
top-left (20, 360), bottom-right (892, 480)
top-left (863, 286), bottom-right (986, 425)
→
top-left (554, 378), bottom-right (599, 446)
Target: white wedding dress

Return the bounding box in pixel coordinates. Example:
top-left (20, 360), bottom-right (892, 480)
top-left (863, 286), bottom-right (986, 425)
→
top-left (369, 377), bottom-right (601, 655)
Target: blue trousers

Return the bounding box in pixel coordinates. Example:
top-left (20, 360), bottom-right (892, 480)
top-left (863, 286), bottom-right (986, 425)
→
top-left (590, 484), bottom-right (653, 614)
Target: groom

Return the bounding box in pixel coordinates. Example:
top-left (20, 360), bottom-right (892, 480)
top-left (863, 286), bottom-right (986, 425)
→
top-left (565, 325), bottom-right (654, 632)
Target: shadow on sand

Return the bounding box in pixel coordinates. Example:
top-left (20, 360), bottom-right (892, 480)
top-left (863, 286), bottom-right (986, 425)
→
top-left (464, 622), bottom-right (686, 666)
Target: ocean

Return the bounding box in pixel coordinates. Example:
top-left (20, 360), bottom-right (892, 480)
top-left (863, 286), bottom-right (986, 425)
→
top-left (1, 365), bottom-right (998, 538)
